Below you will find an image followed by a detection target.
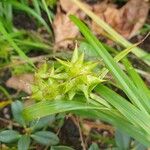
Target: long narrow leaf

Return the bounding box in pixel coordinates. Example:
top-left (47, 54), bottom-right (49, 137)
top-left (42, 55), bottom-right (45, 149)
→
top-left (32, 0), bottom-right (41, 16)
top-left (73, 109), bottom-right (150, 146)
top-left (0, 21), bottom-right (35, 68)
top-left (9, 0), bottom-right (51, 33)
top-left (70, 15), bottom-right (148, 113)
top-left (23, 100), bottom-right (108, 121)
top-left (123, 59), bottom-right (150, 111)
top-left (95, 85), bottom-right (150, 133)
top-left (41, 0), bottom-right (52, 24)
top-left (99, 43), bottom-right (139, 79)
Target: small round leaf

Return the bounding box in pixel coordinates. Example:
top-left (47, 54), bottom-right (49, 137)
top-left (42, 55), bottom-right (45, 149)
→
top-left (51, 146), bottom-right (75, 150)
top-left (18, 135), bottom-right (31, 150)
top-left (89, 143), bottom-right (99, 150)
top-left (31, 131), bottom-right (59, 145)
top-left (11, 100), bottom-right (26, 126)
top-left (30, 115), bottom-right (55, 130)
top-left (0, 130), bottom-right (21, 143)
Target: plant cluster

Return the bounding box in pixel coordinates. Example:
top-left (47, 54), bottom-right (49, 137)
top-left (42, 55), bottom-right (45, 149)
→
top-left (31, 46), bottom-right (103, 102)
top-left (0, 100), bottom-right (60, 150)
top-left (0, 0), bottom-right (150, 149)
top-left (23, 15), bottom-right (150, 148)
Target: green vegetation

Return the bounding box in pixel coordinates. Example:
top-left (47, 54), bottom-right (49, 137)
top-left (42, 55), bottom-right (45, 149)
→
top-left (23, 16), bottom-right (150, 147)
top-left (0, 0), bottom-right (150, 149)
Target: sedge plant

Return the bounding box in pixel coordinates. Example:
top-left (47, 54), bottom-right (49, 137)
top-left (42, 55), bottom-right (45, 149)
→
top-left (23, 16), bottom-right (150, 147)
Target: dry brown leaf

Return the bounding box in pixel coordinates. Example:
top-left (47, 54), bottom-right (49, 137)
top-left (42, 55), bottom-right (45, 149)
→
top-left (60, 0), bottom-right (79, 13)
top-left (82, 120), bottom-right (115, 135)
top-left (53, 7), bottom-right (79, 49)
top-left (6, 74), bottom-right (33, 94)
top-left (53, 0), bottom-right (149, 48)
top-left (59, 0), bottom-right (88, 18)
top-left (120, 0), bottom-right (149, 38)
top-left (91, 0), bottom-right (149, 39)
top-left (53, 0), bottom-right (88, 48)
top-left (91, 2), bottom-right (118, 35)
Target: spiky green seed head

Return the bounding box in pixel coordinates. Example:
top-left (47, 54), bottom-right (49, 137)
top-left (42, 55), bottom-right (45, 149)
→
top-left (31, 46), bottom-right (104, 101)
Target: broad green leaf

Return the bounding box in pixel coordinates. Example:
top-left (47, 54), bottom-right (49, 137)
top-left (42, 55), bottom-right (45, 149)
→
top-left (0, 130), bottom-right (21, 143)
top-left (18, 135), bottom-right (31, 150)
top-left (11, 100), bottom-right (26, 126)
top-left (88, 143), bottom-right (99, 150)
top-left (134, 141), bottom-right (147, 150)
top-left (31, 131), bottom-right (59, 145)
top-left (30, 115), bottom-right (55, 130)
top-left (51, 146), bottom-right (75, 150)
top-left (79, 41), bottom-right (98, 58)
top-left (115, 129), bottom-right (130, 150)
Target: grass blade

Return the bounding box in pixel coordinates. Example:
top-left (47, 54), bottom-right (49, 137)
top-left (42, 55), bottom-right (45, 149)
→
top-left (32, 0), bottom-right (41, 16)
top-left (41, 0), bottom-right (53, 24)
top-left (74, 109), bottom-right (150, 146)
top-left (23, 100), bottom-right (107, 121)
top-left (70, 15), bottom-right (148, 113)
top-left (99, 43), bottom-right (139, 79)
top-left (123, 59), bottom-right (150, 111)
top-left (95, 85), bottom-right (150, 132)
top-left (0, 21), bottom-right (35, 68)
top-left (9, 0), bottom-right (51, 33)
